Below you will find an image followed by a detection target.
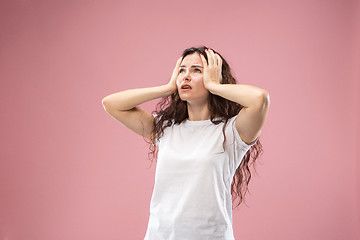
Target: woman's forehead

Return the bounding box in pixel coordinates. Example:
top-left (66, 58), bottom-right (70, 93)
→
top-left (181, 53), bottom-right (202, 66)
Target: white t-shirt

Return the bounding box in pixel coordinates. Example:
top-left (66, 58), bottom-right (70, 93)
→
top-left (144, 115), bottom-right (259, 240)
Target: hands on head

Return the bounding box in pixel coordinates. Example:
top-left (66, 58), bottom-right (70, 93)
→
top-left (167, 56), bottom-right (183, 93)
top-left (200, 48), bottom-right (223, 89)
top-left (167, 48), bottom-right (223, 95)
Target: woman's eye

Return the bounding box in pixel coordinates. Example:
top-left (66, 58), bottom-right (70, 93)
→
top-left (179, 69), bottom-right (201, 73)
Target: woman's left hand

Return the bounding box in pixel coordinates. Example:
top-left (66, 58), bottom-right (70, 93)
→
top-left (200, 48), bottom-right (223, 90)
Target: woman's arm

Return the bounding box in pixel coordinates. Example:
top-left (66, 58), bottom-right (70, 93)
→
top-left (200, 49), bottom-right (270, 145)
top-left (206, 83), bottom-right (268, 108)
top-left (207, 83), bottom-right (270, 144)
top-left (102, 84), bottom-right (174, 110)
top-left (102, 85), bottom-right (173, 140)
top-left (102, 57), bottom-right (182, 140)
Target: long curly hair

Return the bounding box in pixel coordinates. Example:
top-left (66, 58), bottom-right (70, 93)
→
top-left (146, 45), bottom-right (263, 208)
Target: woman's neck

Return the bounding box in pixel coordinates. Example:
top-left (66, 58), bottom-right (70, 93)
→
top-left (186, 101), bottom-right (211, 121)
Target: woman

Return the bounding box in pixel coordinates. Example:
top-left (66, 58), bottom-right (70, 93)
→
top-left (102, 46), bottom-right (270, 240)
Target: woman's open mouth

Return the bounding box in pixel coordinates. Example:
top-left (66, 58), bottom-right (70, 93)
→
top-left (181, 84), bottom-right (192, 91)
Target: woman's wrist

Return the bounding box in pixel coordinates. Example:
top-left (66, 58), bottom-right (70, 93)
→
top-left (160, 83), bottom-right (177, 97)
top-left (164, 83), bottom-right (177, 96)
top-left (205, 82), bottom-right (220, 94)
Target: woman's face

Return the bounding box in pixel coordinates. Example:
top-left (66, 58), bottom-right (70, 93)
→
top-left (176, 53), bottom-right (209, 104)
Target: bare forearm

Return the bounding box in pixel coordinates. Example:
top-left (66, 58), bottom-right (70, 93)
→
top-left (207, 83), bottom-right (269, 108)
top-left (102, 84), bottom-right (174, 110)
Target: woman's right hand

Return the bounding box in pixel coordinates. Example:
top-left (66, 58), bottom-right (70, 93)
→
top-left (167, 56), bottom-right (183, 94)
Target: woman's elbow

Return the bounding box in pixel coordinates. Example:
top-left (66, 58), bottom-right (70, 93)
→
top-left (257, 90), bottom-right (270, 108)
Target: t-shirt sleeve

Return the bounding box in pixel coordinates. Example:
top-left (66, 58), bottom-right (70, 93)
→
top-left (228, 115), bottom-right (260, 151)
top-left (223, 115), bottom-right (261, 170)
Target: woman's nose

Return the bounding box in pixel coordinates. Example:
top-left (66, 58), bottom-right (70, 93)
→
top-left (183, 71), bottom-right (191, 80)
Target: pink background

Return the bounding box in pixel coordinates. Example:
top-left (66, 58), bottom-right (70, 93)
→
top-left (0, 0), bottom-right (359, 239)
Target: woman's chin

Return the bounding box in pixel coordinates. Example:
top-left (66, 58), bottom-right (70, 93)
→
top-left (179, 96), bottom-right (188, 102)
top-left (179, 93), bottom-right (210, 104)
top-left (178, 93), bottom-right (190, 101)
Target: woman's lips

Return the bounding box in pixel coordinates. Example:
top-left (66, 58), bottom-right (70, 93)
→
top-left (181, 88), bottom-right (191, 91)
top-left (181, 84), bottom-right (192, 91)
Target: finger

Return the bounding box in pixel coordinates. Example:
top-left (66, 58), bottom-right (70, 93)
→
top-left (175, 56), bottom-right (183, 72)
top-left (205, 49), bottom-right (214, 67)
top-left (176, 56), bottom-right (183, 68)
top-left (209, 49), bottom-right (217, 67)
top-left (200, 53), bottom-right (207, 68)
top-left (216, 54), bottom-right (222, 68)
top-left (213, 53), bottom-right (219, 66)
top-left (215, 54), bottom-right (222, 81)
top-left (209, 49), bottom-right (217, 66)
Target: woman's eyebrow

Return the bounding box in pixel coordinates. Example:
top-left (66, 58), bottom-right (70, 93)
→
top-left (179, 65), bottom-right (203, 68)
